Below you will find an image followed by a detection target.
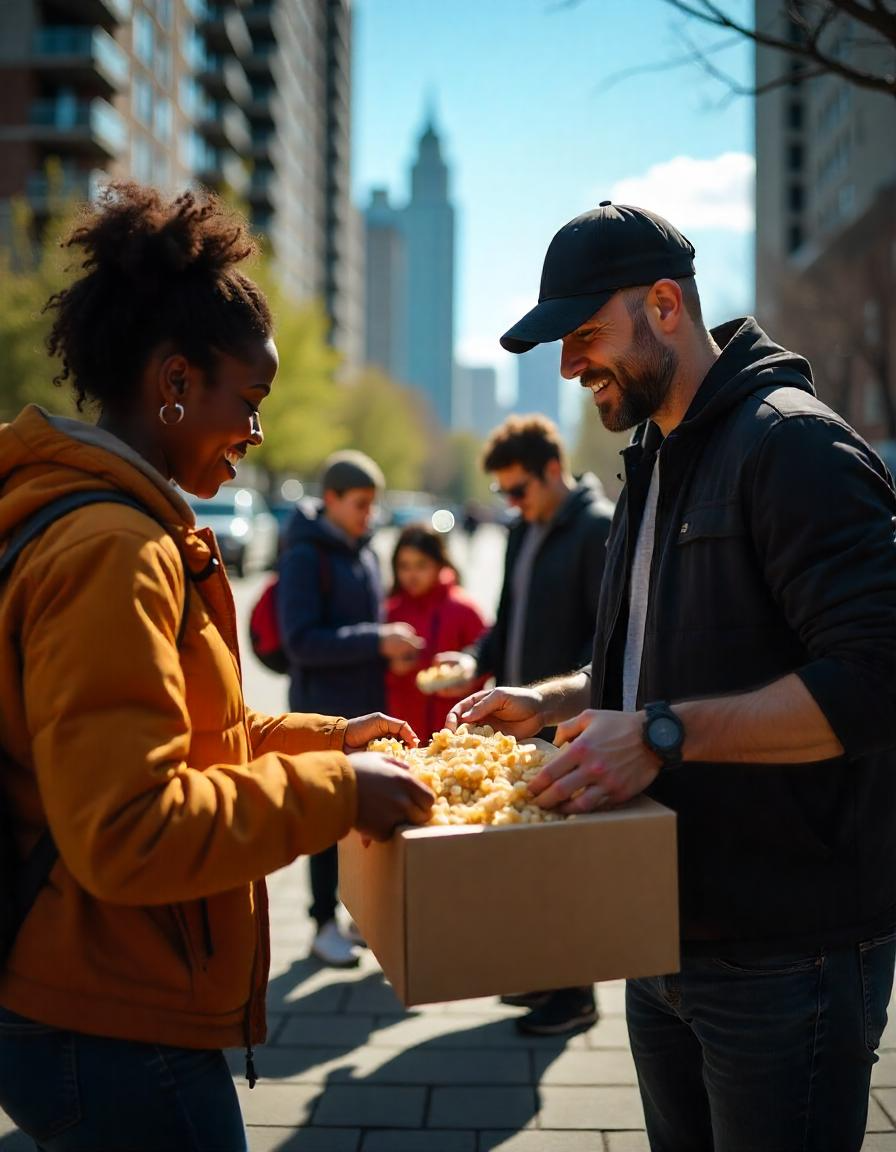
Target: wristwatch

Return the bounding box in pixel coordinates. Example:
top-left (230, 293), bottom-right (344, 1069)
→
top-left (642, 701), bottom-right (685, 769)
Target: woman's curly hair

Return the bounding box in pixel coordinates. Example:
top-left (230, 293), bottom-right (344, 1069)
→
top-left (45, 182), bottom-right (273, 411)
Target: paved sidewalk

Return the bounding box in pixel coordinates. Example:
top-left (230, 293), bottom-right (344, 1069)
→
top-left (227, 860), bottom-right (896, 1152)
top-left (3, 854), bottom-right (896, 1151)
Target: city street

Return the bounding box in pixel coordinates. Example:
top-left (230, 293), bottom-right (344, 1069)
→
top-left (3, 524), bottom-right (896, 1151)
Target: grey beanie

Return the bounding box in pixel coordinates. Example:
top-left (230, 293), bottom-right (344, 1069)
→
top-left (320, 449), bottom-right (385, 493)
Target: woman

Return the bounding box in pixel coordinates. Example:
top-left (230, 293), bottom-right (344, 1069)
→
top-left (0, 183), bottom-right (432, 1152)
top-left (385, 524), bottom-right (489, 739)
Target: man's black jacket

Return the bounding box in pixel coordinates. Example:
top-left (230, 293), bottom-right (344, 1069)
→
top-left (476, 473), bottom-right (614, 686)
top-left (591, 317), bottom-right (896, 952)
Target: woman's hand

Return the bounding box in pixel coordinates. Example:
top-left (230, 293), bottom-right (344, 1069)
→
top-left (348, 752), bottom-right (434, 841)
top-left (343, 712), bottom-right (419, 754)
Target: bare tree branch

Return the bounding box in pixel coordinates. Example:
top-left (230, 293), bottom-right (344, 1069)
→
top-left (559, 0), bottom-right (896, 97)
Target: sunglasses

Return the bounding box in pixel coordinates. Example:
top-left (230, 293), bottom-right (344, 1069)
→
top-left (490, 475), bottom-right (534, 501)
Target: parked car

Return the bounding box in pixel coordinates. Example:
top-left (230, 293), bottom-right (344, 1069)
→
top-left (187, 486), bottom-right (279, 577)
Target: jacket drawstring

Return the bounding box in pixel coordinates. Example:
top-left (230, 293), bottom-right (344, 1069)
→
top-left (245, 1045), bottom-right (257, 1089)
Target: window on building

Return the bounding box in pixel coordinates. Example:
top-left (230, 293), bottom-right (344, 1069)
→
top-left (839, 183), bottom-right (855, 217)
top-left (156, 42), bottom-right (172, 88)
top-left (132, 134), bottom-right (153, 183)
top-left (787, 101), bottom-right (803, 131)
top-left (133, 10), bottom-right (154, 66)
top-left (788, 223), bottom-right (803, 253)
top-left (788, 183), bottom-right (804, 212)
top-left (788, 142), bottom-right (803, 171)
top-left (154, 96), bottom-right (172, 142)
top-left (133, 75), bottom-right (153, 126)
top-left (178, 76), bottom-right (198, 118)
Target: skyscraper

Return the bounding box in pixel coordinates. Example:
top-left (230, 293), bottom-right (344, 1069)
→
top-left (363, 110), bottom-right (456, 428)
top-left (0, 0), bottom-right (362, 369)
top-left (453, 363), bottom-right (499, 436)
top-left (515, 340), bottom-right (562, 427)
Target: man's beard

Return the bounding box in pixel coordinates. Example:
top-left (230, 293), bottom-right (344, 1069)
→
top-left (588, 309), bottom-right (678, 433)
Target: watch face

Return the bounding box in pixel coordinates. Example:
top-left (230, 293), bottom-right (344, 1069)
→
top-left (648, 716), bottom-right (681, 751)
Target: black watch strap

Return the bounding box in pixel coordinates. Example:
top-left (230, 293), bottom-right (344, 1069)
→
top-left (642, 700), bottom-right (685, 769)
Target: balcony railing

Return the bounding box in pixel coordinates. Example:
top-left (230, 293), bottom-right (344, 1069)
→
top-left (32, 26), bottom-right (129, 89)
top-left (26, 167), bottom-right (105, 208)
top-left (30, 97), bottom-right (126, 156)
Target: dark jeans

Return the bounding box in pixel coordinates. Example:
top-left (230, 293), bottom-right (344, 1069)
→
top-left (309, 842), bottom-right (339, 927)
top-left (0, 1007), bottom-right (247, 1152)
top-left (626, 929), bottom-right (896, 1152)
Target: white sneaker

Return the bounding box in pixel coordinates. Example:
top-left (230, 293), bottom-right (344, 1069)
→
top-left (311, 919), bottom-right (360, 968)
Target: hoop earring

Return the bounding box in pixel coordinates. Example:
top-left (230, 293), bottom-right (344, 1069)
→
top-left (159, 402), bottom-right (185, 426)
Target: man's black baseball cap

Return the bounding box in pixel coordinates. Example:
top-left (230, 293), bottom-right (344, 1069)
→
top-left (500, 202), bottom-right (696, 354)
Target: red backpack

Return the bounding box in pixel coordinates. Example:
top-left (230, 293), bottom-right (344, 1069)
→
top-left (248, 548), bottom-right (330, 674)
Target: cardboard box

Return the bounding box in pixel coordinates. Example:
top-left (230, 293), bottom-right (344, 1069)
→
top-left (338, 794), bottom-right (678, 1006)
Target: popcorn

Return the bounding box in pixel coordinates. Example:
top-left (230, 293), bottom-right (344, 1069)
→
top-left (369, 723), bottom-right (565, 826)
top-left (415, 662), bottom-right (467, 693)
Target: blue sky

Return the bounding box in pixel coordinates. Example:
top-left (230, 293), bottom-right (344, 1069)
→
top-left (352, 0), bottom-right (755, 406)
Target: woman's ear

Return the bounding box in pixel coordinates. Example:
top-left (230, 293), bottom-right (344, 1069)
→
top-left (158, 353), bottom-right (193, 407)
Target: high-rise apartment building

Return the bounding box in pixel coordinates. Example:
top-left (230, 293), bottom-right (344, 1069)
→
top-left (0, 0), bottom-right (362, 369)
top-left (753, 0), bottom-right (896, 449)
top-left (363, 112), bottom-right (456, 428)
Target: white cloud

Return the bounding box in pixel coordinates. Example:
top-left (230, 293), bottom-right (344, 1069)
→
top-left (608, 152), bottom-right (755, 233)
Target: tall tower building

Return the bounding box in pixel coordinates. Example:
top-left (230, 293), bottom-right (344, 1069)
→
top-left (403, 115), bottom-right (455, 428)
top-left (516, 341), bottom-right (562, 428)
top-left (363, 109), bottom-right (456, 428)
top-left (0, 0), bottom-right (362, 370)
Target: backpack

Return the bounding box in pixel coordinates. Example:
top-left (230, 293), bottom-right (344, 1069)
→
top-left (0, 489), bottom-right (189, 963)
top-left (248, 546), bottom-right (331, 674)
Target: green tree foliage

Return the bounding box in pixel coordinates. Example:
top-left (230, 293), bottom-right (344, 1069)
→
top-left (337, 367), bottom-right (429, 491)
top-left (571, 393), bottom-right (628, 500)
top-left (439, 430), bottom-right (493, 505)
top-left (0, 194), bottom-right (81, 422)
top-left (248, 274), bottom-right (347, 477)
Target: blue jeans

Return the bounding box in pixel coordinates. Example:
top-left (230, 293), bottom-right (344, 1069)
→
top-left (626, 929), bottom-right (896, 1152)
top-left (0, 1007), bottom-right (247, 1151)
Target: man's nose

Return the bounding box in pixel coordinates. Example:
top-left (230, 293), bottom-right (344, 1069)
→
top-left (560, 341), bottom-right (587, 381)
top-left (248, 412), bottom-right (264, 445)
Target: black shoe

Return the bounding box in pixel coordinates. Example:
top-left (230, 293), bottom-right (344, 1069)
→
top-left (499, 990), bottom-right (552, 1009)
top-left (515, 987), bottom-right (598, 1036)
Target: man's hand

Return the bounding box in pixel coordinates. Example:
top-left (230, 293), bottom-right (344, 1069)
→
top-left (348, 752), bottom-right (434, 841)
top-left (528, 709), bottom-right (661, 813)
top-left (445, 685), bottom-right (547, 738)
top-left (379, 623), bottom-right (426, 661)
top-left (343, 711), bottom-right (419, 753)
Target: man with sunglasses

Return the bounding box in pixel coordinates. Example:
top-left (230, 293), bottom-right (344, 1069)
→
top-left (448, 202), bottom-right (896, 1151)
top-left (442, 411), bottom-right (614, 1035)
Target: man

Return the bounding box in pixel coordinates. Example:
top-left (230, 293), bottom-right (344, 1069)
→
top-left (279, 450), bottom-right (423, 967)
top-left (449, 202), bottom-right (896, 1150)
top-left (446, 412), bottom-right (614, 1035)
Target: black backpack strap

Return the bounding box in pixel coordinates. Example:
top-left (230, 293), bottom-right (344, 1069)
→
top-left (1, 489), bottom-right (192, 948)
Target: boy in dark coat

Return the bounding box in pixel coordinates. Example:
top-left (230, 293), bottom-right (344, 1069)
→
top-left (278, 450), bottom-right (423, 965)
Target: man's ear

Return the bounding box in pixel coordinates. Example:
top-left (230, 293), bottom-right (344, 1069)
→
top-left (649, 280), bottom-right (683, 332)
top-left (544, 457), bottom-right (562, 483)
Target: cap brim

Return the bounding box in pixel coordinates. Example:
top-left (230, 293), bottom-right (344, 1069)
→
top-left (499, 291), bottom-right (617, 354)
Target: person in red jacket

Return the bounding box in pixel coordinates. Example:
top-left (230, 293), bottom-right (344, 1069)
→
top-left (386, 525), bottom-right (489, 740)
